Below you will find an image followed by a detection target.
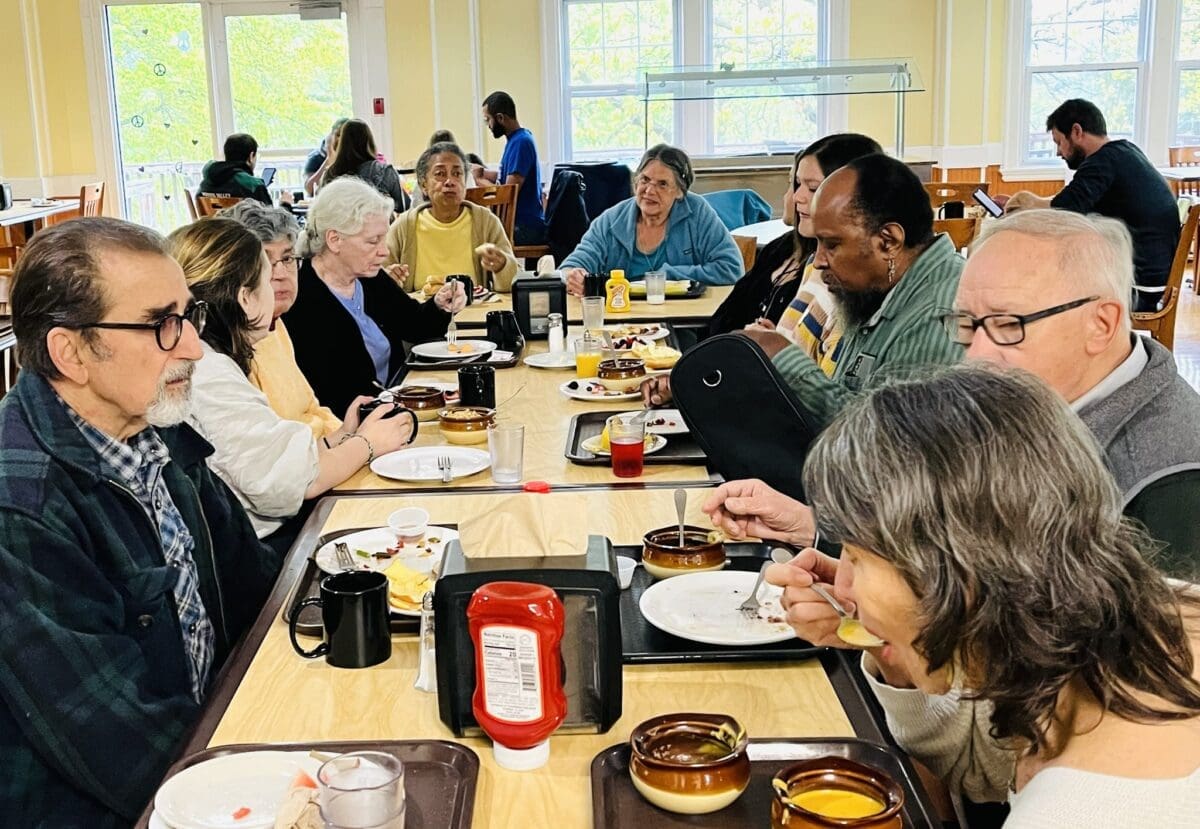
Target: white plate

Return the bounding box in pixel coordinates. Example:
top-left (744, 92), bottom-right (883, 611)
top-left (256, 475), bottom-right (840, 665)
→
top-left (617, 409), bottom-right (688, 435)
top-left (524, 351), bottom-right (577, 370)
top-left (315, 526), bottom-right (457, 577)
top-left (410, 339), bottom-right (497, 361)
top-left (154, 751), bottom-right (321, 829)
top-left (638, 570), bottom-right (795, 646)
top-left (603, 323), bottom-right (669, 342)
top-left (580, 433), bottom-right (667, 456)
top-left (370, 446), bottom-right (490, 481)
top-left (559, 378), bottom-right (641, 402)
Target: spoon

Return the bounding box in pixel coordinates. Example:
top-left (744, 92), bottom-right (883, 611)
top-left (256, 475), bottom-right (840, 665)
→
top-left (600, 330), bottom-right (617, 364)
top-left (807, 582), bottom-right (887, 648)
top-left (673, 488), bottom-right (687, 547)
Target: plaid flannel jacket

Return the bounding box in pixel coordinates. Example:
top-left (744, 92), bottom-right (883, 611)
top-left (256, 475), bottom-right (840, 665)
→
top-left (0, 372), bottom-right (282, 826)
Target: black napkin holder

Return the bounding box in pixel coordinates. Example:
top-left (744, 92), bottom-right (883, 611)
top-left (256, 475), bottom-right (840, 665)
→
top-left (511, 278), bottom-right (567, 340)
top-left (434, 534), bottom-right (623, 736)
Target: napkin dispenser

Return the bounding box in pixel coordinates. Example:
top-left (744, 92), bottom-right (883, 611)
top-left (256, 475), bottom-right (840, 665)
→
top-left (511, 277), bottom-right (567, 340)
top-left (434, 534), bottom-right (623, 736)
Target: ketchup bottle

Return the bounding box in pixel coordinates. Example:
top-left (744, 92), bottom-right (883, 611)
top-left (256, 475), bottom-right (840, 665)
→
top-left (467, 582), bottom-right (566, 770)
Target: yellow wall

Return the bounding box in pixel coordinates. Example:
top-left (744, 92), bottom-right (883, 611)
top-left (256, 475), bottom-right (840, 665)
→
top-left (0, 1), bottom-right (38, 177)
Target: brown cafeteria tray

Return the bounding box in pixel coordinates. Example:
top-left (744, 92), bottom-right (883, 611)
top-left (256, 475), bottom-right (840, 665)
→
top-left (161, 740), bottom-right (477, 828)
top-left (592, 738), bottom-right (939, 828)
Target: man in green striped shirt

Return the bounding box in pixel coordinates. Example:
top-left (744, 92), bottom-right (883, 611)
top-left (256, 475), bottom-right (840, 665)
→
top-left (746, 154), bottom-right (965, 429)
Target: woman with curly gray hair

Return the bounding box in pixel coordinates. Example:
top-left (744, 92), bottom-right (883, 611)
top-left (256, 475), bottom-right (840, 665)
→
top-left (705, 365), bottom-right (1200, 826)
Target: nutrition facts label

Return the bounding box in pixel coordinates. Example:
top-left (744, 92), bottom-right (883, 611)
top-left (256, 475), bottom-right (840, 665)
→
top-left (480, 625), bottom-right (543, 722)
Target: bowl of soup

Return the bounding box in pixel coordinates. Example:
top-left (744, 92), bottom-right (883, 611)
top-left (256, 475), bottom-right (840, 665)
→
top-left (770, 757), bottom-right (904, 828)
top-left (394, 385), bottom-right (446, 421)
top-left (437, 406), bottom-right (495, 445)
top-left (629, 713), bottom-right (750, 814)
top-left (641, 526), bottom-right (727, 580)
top-left (596, 358), bottom-right (647, 392)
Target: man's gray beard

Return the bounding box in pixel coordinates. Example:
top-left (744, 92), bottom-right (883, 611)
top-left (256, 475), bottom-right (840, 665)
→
top-left (831, 286), bottom-right (890, 329)
top-left (145, 363), bottom-right (195, 427)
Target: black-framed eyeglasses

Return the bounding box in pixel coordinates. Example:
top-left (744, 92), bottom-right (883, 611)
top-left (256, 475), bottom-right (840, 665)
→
top-left (940, 296), bottom-right (1099, 347)
top-left (80, 301), bottom-right (208, 352)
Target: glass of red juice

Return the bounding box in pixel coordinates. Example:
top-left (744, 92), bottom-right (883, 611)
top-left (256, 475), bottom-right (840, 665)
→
top-left (609, 415), bottom-right (646, 478)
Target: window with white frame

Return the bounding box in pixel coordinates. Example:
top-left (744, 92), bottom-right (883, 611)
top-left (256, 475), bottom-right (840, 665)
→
top-left (1176, 0), bottom-right (1200, 143)
top-left (1021, 0), bottom-right (1146, 164)
top-left (560, 0), bottom-right (827, 160)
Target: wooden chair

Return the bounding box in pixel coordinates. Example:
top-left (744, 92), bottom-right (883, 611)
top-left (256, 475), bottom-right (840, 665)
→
top-left (933, 218), bottom-right (979, 253)
top-left (513, 244), bottom-right (552, 264)
top-left (464, 184), bottom-right (517, 244)
top-left (1132, 202), bottom-right (1200, 350)
top-left (924, 182), bottom-right (986, 208)
top-left (732, 234), bottom-right (757, 272)
top-left (45, 181), bottom-right (105, 224)
top-left (1167, 147), bottom-right (1200, 197)
top-left (195, 194), bottom-right (244, 217)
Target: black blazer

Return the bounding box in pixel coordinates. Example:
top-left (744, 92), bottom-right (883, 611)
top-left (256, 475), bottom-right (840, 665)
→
top-left (283, 260), bottom-right (451, 414)
top-left (706, 232), bottom-right (806, 337)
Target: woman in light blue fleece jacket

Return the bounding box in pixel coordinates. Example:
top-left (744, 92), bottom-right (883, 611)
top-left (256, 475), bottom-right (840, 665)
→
top-left (560, 144), bottom-right (743, 294)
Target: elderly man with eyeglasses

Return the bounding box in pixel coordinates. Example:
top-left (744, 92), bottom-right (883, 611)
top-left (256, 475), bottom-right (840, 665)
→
top-left (0, 217), bottom-right (281, 825)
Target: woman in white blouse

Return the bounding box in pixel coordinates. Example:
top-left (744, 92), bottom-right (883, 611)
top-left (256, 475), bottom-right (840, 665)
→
top-left (703, 365), bottom-right (1200, 828)
top-left (167, 218), bottom-right (416, 550)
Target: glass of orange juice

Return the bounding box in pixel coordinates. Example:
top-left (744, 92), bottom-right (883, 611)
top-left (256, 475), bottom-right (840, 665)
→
top-left (574, 335), bottom-right (603, 378)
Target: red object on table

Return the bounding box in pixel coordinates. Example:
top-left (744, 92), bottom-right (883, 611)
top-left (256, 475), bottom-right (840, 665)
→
top-left (467, 582), bottom-right (566, 771)
top-left (522, 480), bottom-right (551, 493)
top-left (610, 437), bottom-right (644, 478)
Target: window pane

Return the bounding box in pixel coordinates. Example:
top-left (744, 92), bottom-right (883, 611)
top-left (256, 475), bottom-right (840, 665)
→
top-left (1028, 69), bottom-right (1136, 160)
top-left (569, 96), bottom-right (673, 160)
top-left (1180, 0), bottom-right (1200, 61)
top-left (1177, 69), bottom-right (1200, 145)
top-left (107, 3), bottom-right (212, 231)
top-left (714, 95), bottom-right (818, 155)
top-left (1028, 0), bottom-right (1141, 66)
top-left (711, 0), bottom-right (818, 66)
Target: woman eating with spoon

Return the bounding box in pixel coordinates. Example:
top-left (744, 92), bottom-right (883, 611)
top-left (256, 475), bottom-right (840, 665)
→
top-left (705, 365), bottom-right (1200, 827)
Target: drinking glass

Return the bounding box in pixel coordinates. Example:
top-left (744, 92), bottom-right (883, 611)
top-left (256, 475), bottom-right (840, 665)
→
top-left (488, 423), bottom-right (525, 484)
top-left (644, 271), bottom-right (667, 305)
top-left (574, 335), bottom-right (603, 379)
top-left (581, 296), bottom-right (605, 334)
top-left (318, 752), bottom-right (405, 829)
top-left (609, 414), bottom-right (646, 478)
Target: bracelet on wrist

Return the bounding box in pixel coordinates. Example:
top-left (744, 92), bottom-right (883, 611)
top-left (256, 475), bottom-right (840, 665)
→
top-left (347, 433), bottom-right (374, 464)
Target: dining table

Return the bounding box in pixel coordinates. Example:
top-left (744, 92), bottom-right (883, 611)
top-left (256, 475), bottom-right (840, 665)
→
top-left (0, 198), bottom-right (82, 246)
top-left (451, 283), bottom-right (734, 328)
top-left (136, 487), bottom-right (939, 828)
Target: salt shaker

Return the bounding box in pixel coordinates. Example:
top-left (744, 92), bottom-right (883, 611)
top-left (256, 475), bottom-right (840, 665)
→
top-left (414, 591), bottom-right (436, 693)
top-left (547, 312), bottom-right (565, 354)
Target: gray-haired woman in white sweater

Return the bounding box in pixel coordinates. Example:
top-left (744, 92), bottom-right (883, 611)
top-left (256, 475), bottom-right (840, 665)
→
top-left (702, 364), bottom-right (1200, 828)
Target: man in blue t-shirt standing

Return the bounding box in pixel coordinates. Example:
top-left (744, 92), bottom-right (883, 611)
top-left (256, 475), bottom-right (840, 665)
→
top-left (476, 90), bottom-right (548, 246)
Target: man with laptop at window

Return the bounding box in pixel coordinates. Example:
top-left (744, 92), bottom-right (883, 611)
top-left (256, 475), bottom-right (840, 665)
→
top-left (1002, 99), bottom-right (1180, 313)
top-left (198, 132), bottom-right (274, 206)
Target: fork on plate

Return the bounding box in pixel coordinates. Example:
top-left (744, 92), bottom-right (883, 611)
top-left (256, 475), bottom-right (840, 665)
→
top-left (437, 455), bottom-right (453, 483)
top-left (334, 541), bottom-right (355, 570)
top-left (446, 320), bottom-right (458, 352)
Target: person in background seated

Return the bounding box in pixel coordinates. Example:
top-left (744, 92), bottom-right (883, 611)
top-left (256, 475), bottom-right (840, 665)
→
top-left (0, 218), bottom-right (280, 825)
top-left (708, 133), bottom-right (882, 341)
top-left (949, 209), bottom-right (1200, 577)
top-left (384, 142), bottom-right (519, 294)
top-left (321, 119), bottom-right (409, 214)
top-left (304, 116), bottom-right (349, 197)
top-left (561, 144), bottom-right (743, 294)
top-left (221, 200), bottom-right (342, 441)
top-left (284, 178), bottom-right (464, 414)
top-left (169, 218), bottom-right (416, 552)
top-left (198, 132), bottom-right (272, 204)
top-left (1003, 99), bottom-right (1179, 312)
top-left (709, 366), bottom-right (1200, 828)
top-left (475, 90), bottom-right (548, 246)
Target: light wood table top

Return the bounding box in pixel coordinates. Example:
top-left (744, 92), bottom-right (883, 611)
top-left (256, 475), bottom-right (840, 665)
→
top-left (204, 490), bottom-right (857, 829)
top-left (0, 199), bottom-right (80, 228)
top-left (451, 284), bottom-right (733, 328)
top-left (335, 338), bottom-right (716, 493)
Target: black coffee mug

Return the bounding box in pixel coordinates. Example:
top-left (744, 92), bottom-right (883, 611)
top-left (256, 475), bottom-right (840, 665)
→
top-left (288, 571), bottom-right (391, 669)
top-left (292, 190), bottom-right (305, 203)
top-left (458, 363), bottom-right (496, 408)
top-left (448, 274), bottom-right (474, 305)
top-left (939, 200), bottom-right (965, 219)
top-left (583, 272), bottom-right (607, 298)
top-left (486, 310), bottom-right (526, 352)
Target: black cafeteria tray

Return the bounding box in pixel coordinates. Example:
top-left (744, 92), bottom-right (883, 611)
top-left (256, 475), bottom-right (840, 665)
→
top-left (591, 738), bottom-right (937, 828)
top-left (405, 340), bottom-right (523, 371)
top-left (283, 526), bottom-right (452, 637)
top-left (565, 411), bottom-right (708, 466)
top-left (627, 279), bottom-right (707, 300)
top-left (618, 542), bottom-right (822, 663)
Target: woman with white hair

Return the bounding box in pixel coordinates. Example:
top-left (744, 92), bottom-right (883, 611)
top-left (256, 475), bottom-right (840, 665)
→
top-left (283, 177), bottom-right (465, 413)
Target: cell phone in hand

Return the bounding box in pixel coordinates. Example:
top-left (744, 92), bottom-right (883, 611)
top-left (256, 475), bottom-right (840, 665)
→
top-left (973, 188), bottom-right (1004, 218)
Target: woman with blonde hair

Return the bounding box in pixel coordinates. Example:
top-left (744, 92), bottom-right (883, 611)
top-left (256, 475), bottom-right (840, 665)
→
top-left (168, 218), bottom-right (416, 551)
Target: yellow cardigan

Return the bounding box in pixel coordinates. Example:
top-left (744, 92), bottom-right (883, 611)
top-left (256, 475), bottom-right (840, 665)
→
top-left (248, 320), bottom-right (342, 440)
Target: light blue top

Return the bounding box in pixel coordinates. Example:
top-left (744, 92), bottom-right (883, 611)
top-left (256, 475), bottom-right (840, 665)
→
top-left (560, 191), bottom-right (743, 285)
top-left (333, 280), bottom-right (391, 386)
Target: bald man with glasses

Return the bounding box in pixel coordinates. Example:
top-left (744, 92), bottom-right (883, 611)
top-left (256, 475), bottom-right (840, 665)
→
top-left (0, 218), bottom-right (281, 825)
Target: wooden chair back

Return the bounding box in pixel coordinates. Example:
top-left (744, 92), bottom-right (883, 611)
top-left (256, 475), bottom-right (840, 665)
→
top-left (1168, 146), bottom-right (1200, 166)
top-left (924, 182), bottom-right (986, 208)
top-left (465, 184), bottom-right (517, 244)
top-left (45, 181), bottom-right (106, 225)
top-left (195, 195), bottom-right (244, 217)
top-left (732, 234), bottom-right (757, 272)
top-left (933, 218), bottom-right (979, 253)
top-left (1132, 202), bottom-right (1200, 350)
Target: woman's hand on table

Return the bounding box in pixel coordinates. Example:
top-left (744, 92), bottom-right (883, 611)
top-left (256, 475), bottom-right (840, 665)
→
top-left (639, 374), bottom-right (673, 407)
top-left (338, 394), bottom-right (376, 436)
top-left (765, 547), bottom-right (847, 649)
top-left (476, 243), bottom-right (507, 272)
top-left (563, 267), bottom-right (586, 297)
top-left (701, 478), bottom-right (815, 546)
top-left (357, 402), bottom-right (416, 455)
top-left (433, 279), bottom-right (467, 313)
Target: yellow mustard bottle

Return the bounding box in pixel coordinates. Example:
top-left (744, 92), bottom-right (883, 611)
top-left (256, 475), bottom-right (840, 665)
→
top-left (605, 269), bottom-right (632, 314)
